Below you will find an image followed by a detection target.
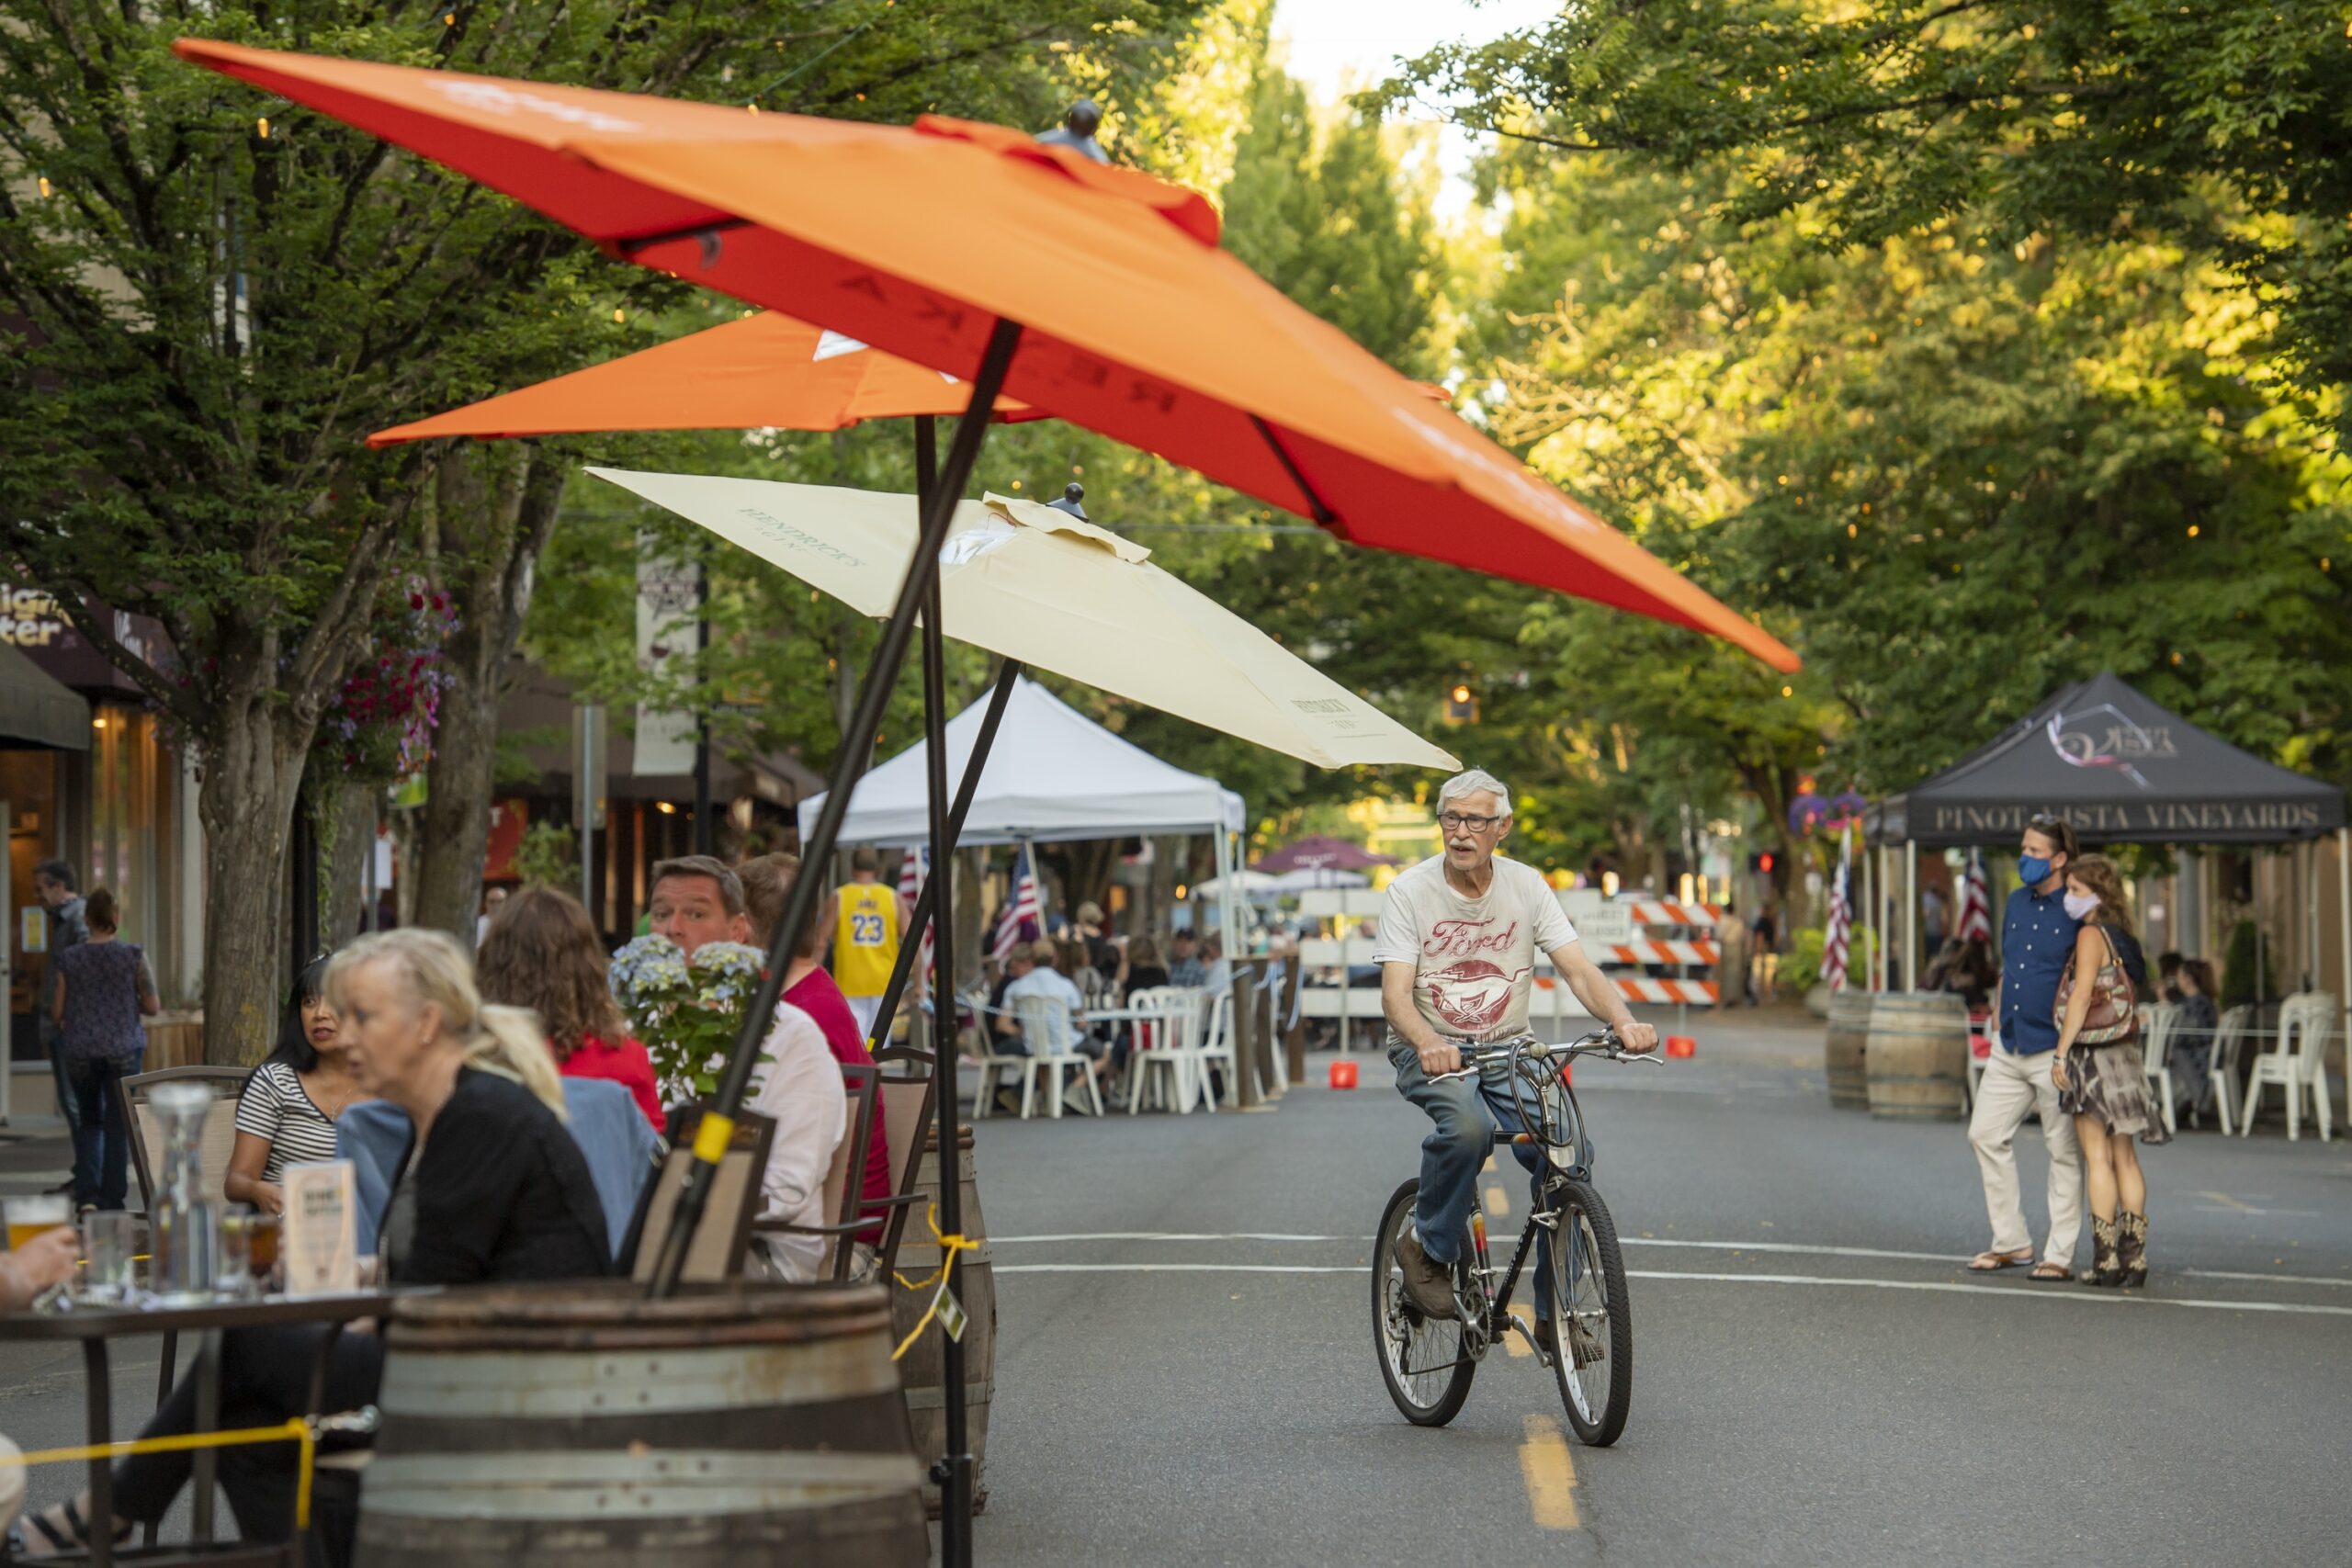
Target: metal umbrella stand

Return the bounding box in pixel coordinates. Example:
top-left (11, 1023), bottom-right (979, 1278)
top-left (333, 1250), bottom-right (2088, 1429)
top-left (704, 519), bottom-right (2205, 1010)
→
top-left (643, 320), bottom-right (1022, 1558)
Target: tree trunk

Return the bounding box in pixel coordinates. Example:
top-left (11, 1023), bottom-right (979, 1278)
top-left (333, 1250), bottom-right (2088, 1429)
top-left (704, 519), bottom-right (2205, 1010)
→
top-left (317, 778), bottom-right (380, 948)
top-left (198, 692), bottom-right (311, 1066)
top-left (411, 448), bottom-right (566, 942)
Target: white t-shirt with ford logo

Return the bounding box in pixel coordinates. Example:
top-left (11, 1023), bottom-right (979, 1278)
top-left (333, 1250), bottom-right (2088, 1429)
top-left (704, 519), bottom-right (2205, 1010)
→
top-left (1373, 853), bottom-right (1577, 1042)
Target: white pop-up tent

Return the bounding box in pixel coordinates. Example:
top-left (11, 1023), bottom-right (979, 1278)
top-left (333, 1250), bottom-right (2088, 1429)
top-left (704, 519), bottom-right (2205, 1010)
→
top-left (800, 678), bottom-right (1247, 954)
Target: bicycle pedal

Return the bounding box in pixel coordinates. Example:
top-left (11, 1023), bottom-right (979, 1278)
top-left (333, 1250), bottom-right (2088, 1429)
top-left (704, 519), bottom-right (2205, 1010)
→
top-left (1507, 1314), bottom-right (1555, 1370)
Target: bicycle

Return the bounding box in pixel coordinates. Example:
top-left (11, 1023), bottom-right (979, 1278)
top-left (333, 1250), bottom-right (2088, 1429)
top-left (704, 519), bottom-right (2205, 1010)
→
top-left (1371, 1029), bottom-right (1658, 1445)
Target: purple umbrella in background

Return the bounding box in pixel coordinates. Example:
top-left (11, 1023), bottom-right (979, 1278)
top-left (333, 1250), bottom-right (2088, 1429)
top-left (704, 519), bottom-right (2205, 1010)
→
top-left (1252, 835), bottom-right (1399, 875)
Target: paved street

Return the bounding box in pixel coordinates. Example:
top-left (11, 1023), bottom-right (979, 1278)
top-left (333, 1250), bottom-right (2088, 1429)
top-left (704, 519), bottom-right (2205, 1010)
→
top-left (4, 1011), bottom-right (2347, 1565)
top-left (959, 1010), bottom-right (2352, 1566)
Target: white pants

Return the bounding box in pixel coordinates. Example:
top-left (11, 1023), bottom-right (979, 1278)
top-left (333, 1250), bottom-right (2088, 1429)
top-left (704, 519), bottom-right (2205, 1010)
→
top-left (845, 993), bottom-right (883, 1043)
top-left (0, 1434), bottom-right (22, 1534)
top-left (1969, 1046), bottom-right (2084, 1266)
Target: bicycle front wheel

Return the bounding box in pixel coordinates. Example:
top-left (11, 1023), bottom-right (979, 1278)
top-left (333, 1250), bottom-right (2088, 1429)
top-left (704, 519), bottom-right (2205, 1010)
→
top-left (1544, 1177), bottom-right (1634, 1446)
top-left (1372, 1178), bottom-right (1475, 1427)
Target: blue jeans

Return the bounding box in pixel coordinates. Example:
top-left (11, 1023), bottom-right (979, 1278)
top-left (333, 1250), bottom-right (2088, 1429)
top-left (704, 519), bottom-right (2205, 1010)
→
top-left (67, 1050), bottom-right (139, 1210)
top-left (1389, 1038), bottom-right (1562, 1320)
top-left (45, 1022), bottom-right (82, 1134)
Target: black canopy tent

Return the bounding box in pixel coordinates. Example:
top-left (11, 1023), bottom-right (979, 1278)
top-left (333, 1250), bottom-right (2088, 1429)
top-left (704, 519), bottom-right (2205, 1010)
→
top-left (1861, 673), bottom-right (2348, 1017)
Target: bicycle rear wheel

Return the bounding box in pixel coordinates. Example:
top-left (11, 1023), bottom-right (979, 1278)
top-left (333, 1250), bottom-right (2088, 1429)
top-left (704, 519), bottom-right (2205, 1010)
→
top-left (1544, 1177), bottom-right (1633, 1446)
top-left (1372, 1178), bottom-right (1475, 1427)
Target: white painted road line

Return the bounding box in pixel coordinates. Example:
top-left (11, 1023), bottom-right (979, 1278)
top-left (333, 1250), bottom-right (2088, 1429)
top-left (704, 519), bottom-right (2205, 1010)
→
top-left (993, 1262), bottom-right (2352, 1316)
top-left (988, 1231), bottom-right (2352, 1289)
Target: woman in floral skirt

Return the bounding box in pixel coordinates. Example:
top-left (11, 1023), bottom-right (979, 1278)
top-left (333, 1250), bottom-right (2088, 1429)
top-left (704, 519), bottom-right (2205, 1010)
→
top-left (2050, 854), bottom-right (2168, 1288)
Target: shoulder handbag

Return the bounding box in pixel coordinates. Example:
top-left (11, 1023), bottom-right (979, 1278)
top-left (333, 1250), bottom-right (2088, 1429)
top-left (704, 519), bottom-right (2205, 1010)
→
top-left (2053, 925), bottom-right (2138, 1044)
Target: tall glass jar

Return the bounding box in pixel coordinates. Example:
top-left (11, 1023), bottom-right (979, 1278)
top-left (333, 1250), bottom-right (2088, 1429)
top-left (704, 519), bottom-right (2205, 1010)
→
top-left (146, 1080), bottom-right (219, 1302)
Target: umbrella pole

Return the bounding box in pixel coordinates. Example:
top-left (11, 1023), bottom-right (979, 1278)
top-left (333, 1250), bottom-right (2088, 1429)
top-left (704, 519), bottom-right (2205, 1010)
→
top-left (647, 318), bottom-right (1024, 1301)
top-left (865, 657), bottom-right (1023, 1051)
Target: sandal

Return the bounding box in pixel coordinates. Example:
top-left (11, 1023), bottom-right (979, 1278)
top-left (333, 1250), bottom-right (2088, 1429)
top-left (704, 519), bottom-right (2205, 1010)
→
top-left (18, 1499), bottom-right (127, 1560)
top-left (1966, 1248), bottom-right (2034, 1271)
top-left (2027, 1261), bottom-right (2071, 1281)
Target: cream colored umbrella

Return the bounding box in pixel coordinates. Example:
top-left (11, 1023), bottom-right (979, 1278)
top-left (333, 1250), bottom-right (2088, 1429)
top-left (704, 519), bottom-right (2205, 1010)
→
top-left (587, 468), bottom-right (1460, 772)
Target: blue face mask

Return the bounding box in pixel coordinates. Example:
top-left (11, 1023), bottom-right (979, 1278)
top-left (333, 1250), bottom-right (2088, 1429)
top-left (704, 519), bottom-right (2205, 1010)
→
top-left (2018, 854), bottom-right (2052, 886)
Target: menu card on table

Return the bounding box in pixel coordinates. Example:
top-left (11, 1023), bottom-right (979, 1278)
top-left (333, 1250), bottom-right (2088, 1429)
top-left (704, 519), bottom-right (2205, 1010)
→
top-left (281, 1160), bottom-right (358, 1294)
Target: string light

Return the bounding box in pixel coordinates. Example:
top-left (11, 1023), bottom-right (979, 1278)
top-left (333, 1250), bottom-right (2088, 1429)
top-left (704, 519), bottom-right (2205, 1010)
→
top-left (612, 308), bottom-right (626, 323)
top-left (37, 175), bottom-right (51, 198)
top-left (256, 118), bottom-right (270, 139)
top-left (2186, 525), bottom-right (2199, 537)
top-left (1781, 685), bottom-right (1793, 698)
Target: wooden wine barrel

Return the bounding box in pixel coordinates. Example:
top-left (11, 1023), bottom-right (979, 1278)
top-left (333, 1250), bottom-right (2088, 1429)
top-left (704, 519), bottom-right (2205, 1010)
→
top-left (891, 1124), bottom-right (996, 1518)
top-left (1824, 990), bottom-right (1874, 1109)
top-left (1864, 991), bottom-right (1971, 1122)
top-left (357, 1280), bottom-right (926, 1568)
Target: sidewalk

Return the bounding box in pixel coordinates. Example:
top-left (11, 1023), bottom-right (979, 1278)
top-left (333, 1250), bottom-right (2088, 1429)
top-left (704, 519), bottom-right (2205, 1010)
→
top-left (0, 1115), bottom-right (74, 1197)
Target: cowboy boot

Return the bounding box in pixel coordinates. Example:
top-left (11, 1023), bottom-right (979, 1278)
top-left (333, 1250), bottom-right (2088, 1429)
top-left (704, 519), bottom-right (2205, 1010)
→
top-left (2117, 1211), bottom-right (2149, 1289)
top-left (2076, 1215), bottom-right (2122, 1288)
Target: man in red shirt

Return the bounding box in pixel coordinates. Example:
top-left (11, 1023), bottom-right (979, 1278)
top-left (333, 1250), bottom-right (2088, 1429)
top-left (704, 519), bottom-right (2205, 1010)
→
top-left (740, 853), bottom-right (894, 1258)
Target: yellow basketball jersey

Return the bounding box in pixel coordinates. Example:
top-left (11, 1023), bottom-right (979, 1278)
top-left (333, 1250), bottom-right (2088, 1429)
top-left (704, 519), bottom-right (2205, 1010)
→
top-left (833, 882), bottom-right (899, 998)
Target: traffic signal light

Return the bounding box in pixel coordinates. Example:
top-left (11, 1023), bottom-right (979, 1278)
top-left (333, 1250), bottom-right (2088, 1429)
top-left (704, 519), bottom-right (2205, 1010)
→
top-left (1442, 682), bottom-right (1477, 725)
top-left (1749, 851), bottom-right (1777, 874)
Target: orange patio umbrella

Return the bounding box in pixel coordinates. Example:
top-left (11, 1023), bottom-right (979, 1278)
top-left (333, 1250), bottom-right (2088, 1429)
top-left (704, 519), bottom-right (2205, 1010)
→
top-left (175, 39), bottom-right (1797, 673)
top-left (368, 310), bottom-right (1036, 445)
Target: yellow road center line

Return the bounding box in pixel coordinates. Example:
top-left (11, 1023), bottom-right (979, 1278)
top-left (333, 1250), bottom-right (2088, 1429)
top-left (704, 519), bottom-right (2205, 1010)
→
top-left (1485, 1183), bottom-right (1511, 1217)
top-left (2196, 1190), bottom-right (2256, 1213)
top-left (1518, 1414), bottom-right (1579, 1529)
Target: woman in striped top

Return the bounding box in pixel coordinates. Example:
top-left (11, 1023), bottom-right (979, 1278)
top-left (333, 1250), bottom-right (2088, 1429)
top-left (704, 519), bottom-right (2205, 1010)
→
top-left (225, 955), bottom-right (372, 1214)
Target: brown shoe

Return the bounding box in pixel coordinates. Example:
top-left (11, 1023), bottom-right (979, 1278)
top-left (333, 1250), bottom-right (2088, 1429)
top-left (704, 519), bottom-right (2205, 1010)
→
top-left (2077, 1215), bottom-right (2122, 1288)
top-left (1394, 1225), bottom-right (1458, 1319)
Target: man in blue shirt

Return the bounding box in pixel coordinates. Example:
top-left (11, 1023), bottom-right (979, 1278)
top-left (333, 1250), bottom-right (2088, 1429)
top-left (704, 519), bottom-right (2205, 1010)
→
top-left (1966, 814), bottom-right (2085, 1280)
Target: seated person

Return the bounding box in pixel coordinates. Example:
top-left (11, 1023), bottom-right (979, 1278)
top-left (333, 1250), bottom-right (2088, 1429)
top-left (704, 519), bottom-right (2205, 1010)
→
top-left (1200, 932), bottom-right (1234, 996)
top-left (477, 886), bottom-right (664, 1131)
top-left (741, 853), bottom-right (891, 1264)
top-left (1167, 929), bottom-right (1207, 989)
top-left (986, 947), bottom-right (1035, 1053)
top-left (226, 953), bottom-right (372, 1215)
top-left (19, 930), bottom-right (608, 1559)
top-left (647, 856), bottom-right (843, 1283)
top-left (1002, 941), bottom-right (1104, 1105)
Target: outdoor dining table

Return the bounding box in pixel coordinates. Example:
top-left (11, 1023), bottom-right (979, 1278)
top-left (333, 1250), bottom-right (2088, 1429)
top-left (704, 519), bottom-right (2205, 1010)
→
top-left (0, 1290), bottom-right (399, 1568)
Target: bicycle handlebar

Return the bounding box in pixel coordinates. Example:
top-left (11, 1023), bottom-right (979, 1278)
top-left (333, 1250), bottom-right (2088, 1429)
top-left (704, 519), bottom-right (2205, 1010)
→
top-left (1425, 1030), bottom-right (1664, 1082)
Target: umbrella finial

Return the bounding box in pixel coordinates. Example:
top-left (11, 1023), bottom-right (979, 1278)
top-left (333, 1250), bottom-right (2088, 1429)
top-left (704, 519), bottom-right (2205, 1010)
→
top-left (1045, 481), bottom-right (1088, 520)
top-left (1036, 100), bottom-right (1108, 164)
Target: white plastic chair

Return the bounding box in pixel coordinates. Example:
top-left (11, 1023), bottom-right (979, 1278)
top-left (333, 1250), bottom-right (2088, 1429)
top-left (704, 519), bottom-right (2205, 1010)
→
top-left (2138, 1002), bottom-right (2179, 1137)
top-left (2239, 993), bottom-right (2336, 1142)
top-left (969, 1003), bottom-right (1035, 1122)
top-left (2205, 1006), bottom-right (2251, 1132)
top-left (1013, 993), bottom-right (1102, 1119)
top-left (1193, 991), bottom-right (1236, 1111)
top-left (1125, 987), bottom-right (1199, 1114)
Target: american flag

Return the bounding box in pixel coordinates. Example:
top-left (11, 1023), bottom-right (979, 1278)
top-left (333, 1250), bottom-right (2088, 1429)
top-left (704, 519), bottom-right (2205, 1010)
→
top-left (1956, 848), bottom-right (1992, 945)
top-left (1822, 825), bottom-right (1853, 992)
top-left (896, 846), bottom-right (933, 986)
top-left (991, 843), bottom-right (1041, 961)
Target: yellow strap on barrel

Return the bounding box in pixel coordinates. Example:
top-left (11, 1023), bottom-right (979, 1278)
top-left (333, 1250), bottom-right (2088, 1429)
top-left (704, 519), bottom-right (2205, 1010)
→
top-left (890, 1201), bottom-right (983, 1361)
top-left (0, 1416), bottom-right (322, 1527)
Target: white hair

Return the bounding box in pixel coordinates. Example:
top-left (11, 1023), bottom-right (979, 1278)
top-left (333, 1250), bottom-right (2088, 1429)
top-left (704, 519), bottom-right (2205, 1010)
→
top-left (1437, 769), bottom-right (1511, 818)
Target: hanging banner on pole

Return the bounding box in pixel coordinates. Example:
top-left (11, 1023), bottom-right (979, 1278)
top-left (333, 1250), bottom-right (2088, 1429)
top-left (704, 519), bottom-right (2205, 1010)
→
top-left (635, 540), bottom-right (702, 777)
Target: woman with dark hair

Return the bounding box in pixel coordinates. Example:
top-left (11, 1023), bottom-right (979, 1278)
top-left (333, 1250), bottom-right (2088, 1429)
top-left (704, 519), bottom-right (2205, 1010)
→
top-left (476, 886), bottom-right (662, 1130)
top-left (225, 953), bottom-right (368, 1215)
top-left (49, 887), bottom-right (158, 1212)
top-left (2168, 955), bottom-right (2221, 1122)
top-left (2051, 854), bottom-right (2169, 1288)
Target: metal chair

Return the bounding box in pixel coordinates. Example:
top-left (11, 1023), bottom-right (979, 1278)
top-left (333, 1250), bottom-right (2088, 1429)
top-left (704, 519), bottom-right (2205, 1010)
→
top-left (869, 1045), bottom-right (941, 1279)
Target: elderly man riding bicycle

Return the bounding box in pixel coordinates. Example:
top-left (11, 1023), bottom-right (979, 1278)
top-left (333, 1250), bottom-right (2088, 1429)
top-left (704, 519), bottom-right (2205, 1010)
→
top-left (1377, 769), bottom-right (1657, 1321)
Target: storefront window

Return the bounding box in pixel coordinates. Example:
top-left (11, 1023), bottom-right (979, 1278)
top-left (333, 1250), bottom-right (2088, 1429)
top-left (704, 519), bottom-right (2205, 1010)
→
top-left (85, 705), bottom-right (190, 1002)
top-left (3, 749), bottom-right (62, 1063)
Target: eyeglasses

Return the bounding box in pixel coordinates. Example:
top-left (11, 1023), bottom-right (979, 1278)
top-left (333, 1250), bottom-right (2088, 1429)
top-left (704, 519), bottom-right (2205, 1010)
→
top-left (1438, 811), bottom-right (1503, 833)
top-left (2027, 812), bottom-right (2065, 830)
